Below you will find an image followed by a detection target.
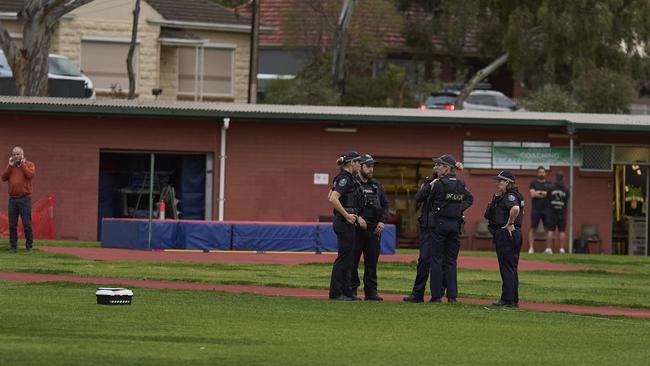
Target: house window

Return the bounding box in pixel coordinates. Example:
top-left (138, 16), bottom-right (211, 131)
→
top-left (178, 45), bottom-right (234, 97)
top-left (81, 39), bottom-right (138, 92)
top-left (463, 140), bottom-right (551, 170)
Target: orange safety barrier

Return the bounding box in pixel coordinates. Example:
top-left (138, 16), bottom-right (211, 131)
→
top-left (0, 194), bottom-right (55, 240)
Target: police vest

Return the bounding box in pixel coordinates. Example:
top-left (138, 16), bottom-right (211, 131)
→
top-left (487, 189), bottom-right (525, 227)
top-left (432, 177), bottom-right (465, 219)
top-left (359, 180), bottom-right (382, 220)
top-left (332, 171), bottom-right (360, 213)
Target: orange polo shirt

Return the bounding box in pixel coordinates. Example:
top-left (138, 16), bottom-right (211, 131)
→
top-left (1, 160), bottom-right (36, 198)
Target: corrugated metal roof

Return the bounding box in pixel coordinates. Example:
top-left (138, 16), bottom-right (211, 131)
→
top-left (0, 96), bottom-right (649, 132)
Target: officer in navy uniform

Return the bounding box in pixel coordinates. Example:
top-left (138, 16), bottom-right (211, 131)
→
top-left (328, 151), bottom-right (367, 301)
top-left (484, 171), bottom-right (524, 307)
top-left (402, 167), bottom-right (437, 303)
top-left (405, 154), bottom-right (473, 303)
top-left (351, 154), bottom-right (390, 301)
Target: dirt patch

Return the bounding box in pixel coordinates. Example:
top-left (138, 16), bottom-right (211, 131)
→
top-left (38, 247), bottom-right (588, 272)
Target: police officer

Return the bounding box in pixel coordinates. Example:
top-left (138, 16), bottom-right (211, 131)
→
top-left (328, 151), bottom-right (367, 301)
top-left (403, 168), bottom-right (437, 303)
top-left (351, 154), bottom-right (389, 301)
top-left (405, 154), bottom-right (473, 303)
top-left (484, 171), bottom-right (524, 307)
top-left (546, 172), bottom-right (569, 254)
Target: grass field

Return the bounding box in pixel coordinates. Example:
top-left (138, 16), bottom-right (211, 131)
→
top-left (0, 240), bottom-right (649, 365)
top-left (0, 281), bottom-right (648, 366)
top-left (0, 246), bottom-right (649, 309)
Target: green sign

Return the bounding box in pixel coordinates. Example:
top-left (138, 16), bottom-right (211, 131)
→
top-left (493, 147), bottom-right (583, 166)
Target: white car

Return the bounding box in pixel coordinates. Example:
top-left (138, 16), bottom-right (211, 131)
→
top-left (0, 51), bottom-right (95, 99)
top-left (420, 89), bottom-right (521, 112)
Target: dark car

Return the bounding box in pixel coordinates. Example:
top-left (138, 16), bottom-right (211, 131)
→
top-left (420, 89), bottom-right (521, 112)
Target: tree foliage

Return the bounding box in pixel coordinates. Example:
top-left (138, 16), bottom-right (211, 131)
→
top-left (397, 0), bottom-right (650, 113)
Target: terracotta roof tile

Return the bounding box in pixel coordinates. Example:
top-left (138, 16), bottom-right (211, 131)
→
top-left (238, 0), bottom-right (476, 53)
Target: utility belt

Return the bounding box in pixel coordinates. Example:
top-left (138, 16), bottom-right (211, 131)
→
top-left (488, 223), bottom-right (520, 234)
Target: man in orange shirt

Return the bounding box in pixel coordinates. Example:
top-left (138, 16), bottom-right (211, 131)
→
top-left (1, 146), bottom-right (36, 252)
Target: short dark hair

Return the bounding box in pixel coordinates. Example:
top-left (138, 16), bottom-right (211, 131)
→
top-left (537, 166), bottom-right (545, 172)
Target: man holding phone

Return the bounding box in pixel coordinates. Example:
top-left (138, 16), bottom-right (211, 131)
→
top-left (2, 146), bottom-right (36, 252)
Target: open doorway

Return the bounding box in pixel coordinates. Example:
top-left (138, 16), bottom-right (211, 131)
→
top-left (97, 151), bottom-right (213, 239)
top-left (372, 158), bottom-right (434, 246)
top-left (612, 164), bottom-right (648, 255)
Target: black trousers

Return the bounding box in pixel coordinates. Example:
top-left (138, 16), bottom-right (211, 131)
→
top-left (329, 217), bottom-right (357, 298)
top-left (351, 225), bottom-right (381, 296)
top-left (8, 196), bottom-right (33, 249)
top-left (494, 228), bottom-right (522, 303)
top-left (430, 218), bottom-right (461, 299)
top-left (410, 226), bottom-right (435, 297)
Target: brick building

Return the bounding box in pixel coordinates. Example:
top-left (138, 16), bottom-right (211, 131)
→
top-left (0, 97), bottom-right (648, 255)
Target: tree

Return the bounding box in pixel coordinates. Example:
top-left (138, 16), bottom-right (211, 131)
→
top-left (0, 0), bottom-right (95, 96)
top-left (127, 0), bottom-right (141, 100)
top-left (398, 0), bottom-right (650, 113)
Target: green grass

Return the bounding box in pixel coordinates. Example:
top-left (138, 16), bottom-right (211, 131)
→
top-left (1, 247), bottom-right (649, 309)
top-left (0, 281), bottom-right (648, 366)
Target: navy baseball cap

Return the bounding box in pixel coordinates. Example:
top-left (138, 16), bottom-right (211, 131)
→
top-left (492, 170), bottom-right (516, 182)
top-left (433, 154), bottom-right (456, 167)
top-left (341, 151), bottom-right (362, 163)
top-left (360, 153), bottom-right (377, 166)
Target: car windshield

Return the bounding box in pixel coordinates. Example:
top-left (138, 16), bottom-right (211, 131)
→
top-left (48, 56), bottom-right (82, 77)
top-left (0, 53), bottom-right (7, 69)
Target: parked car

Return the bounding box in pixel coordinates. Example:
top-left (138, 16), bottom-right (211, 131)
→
top-left (0, 51), bottom-right (95, 99)
top-left (420, 89), bottom-right (521, 112)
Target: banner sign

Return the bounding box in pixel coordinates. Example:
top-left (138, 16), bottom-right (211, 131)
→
top-left (493, 147), bottom-right (582, 166)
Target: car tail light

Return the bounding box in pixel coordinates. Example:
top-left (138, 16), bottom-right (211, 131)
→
top-left (443, 104), bottom-right (455, 111)
top-left (419, 105), bottom-right (428, 110)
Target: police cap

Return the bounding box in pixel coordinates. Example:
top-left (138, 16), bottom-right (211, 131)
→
top-left (360, 153), bottom-right (377, 166)
top-left (433, 154), bottom-right (457, 167)
top-left (492, 170), bottom-right (516, 182)
top-left (341, 151), bottom-right (362, 163)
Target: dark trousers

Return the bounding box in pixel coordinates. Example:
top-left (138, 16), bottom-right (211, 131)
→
top-left (329, 218), bottom-right (356, 298)
top-left (410, 226), bottom-right (435, 297)
top-left (351, 225), bottom-right (381, 296)
top-left (494, 228), bottom-right (522, 303)
top-left (430, 218), bottom-right (461, 299)
top-left (8, 196), bottom-right (33, 249)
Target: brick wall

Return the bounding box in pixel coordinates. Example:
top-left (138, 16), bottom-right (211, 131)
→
top-left (0, 113), bottom-right (219, 240)
top-left (1, 112), bottom-right (647, 252)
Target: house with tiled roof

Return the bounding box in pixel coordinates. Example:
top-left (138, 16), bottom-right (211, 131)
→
top-left (0, 0), bottom-right (264, 102)
top-left (238, 0), bottom-right (516, 99)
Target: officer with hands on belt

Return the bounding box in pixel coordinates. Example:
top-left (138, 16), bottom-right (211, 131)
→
top-left (328, 151), bottom-right (367, 301)
top-left (402, 168), bottom-right (437, 303)
top-left (484, 171), bottom-right (524, 307)
top-left (351, 154), bottom-right (389, 301)
top-left (404, 154), bottom-right (473, 303)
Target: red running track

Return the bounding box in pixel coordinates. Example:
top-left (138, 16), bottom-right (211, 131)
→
top-left (38, 247), bottom-right (588, 272)
top-left (0, 271), bottom-right (648, 319)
